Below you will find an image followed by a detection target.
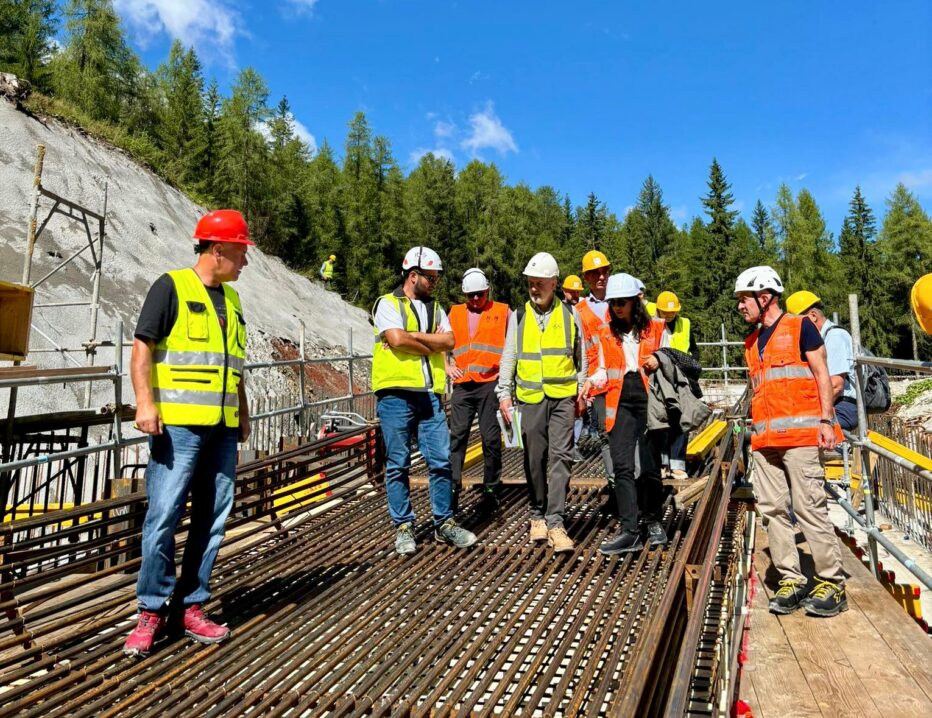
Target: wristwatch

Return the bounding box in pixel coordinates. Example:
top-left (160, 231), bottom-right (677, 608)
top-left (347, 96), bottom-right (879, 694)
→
top-left (820, 417), bottom-right (838, 427)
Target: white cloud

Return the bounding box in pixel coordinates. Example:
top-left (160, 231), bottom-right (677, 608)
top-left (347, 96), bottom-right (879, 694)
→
top-left (795, 172), bottom-right (808, 181)
top-left (460, 102), bottom-right (518, 156)
top-left (115, 0), bottom-right (241, 64)
top-left (282, 0), bottom-right (319, 15)
top-left (409, 148), bottom-right (455, 166)
top-left (434, 120), bottom-right (456, 140)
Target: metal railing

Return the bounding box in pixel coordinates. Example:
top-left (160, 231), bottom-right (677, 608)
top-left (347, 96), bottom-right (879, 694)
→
top-left (829, 293), bottom-right (932, 591)
top-left (0, 321), bottom-right (374, 525)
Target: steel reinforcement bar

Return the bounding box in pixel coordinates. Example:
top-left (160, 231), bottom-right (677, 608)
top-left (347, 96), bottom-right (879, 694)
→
top-left (0, 419), bottom-right (743, 717)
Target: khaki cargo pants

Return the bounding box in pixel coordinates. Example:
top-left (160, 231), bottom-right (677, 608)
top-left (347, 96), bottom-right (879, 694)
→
top-left (752, 446), bottom-right (844, 584)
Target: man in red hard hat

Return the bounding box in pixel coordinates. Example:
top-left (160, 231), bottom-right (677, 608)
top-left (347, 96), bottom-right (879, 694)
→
top-left (123, 209), bottom-right (253, 657)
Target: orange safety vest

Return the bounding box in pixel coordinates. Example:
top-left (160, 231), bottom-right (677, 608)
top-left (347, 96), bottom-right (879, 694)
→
top-left (745, 314), bottom-right (843, 450)
top-left (600, 318), bottom-right (666, 431)
top-left (449, 301), bottom-right (509, 384)
top-left (577, 297), bottom-right (610, 397)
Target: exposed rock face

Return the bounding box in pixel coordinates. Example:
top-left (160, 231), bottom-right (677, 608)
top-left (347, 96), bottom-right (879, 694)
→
top-left (0, 96), bottom-right (373, 425)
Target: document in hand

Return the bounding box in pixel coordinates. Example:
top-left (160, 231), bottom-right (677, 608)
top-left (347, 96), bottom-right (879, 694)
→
top-left (497, 406), bottom-right (523, 449)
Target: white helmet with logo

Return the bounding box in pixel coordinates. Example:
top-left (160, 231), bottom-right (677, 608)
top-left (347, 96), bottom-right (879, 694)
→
top-left (461, 268), bottom-right (489, 293)
top-left (605, 273), bottom-right (642, 300)
top-left (734, 265), bottom-right (784, 296)
top-left (402, 246), bottom-right (443, 272)
top-left (523, 252), bottom-right (560, 278)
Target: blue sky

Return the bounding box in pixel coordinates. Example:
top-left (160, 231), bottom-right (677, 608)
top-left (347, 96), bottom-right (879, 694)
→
top-left (111, 0), bottom-right (931, 234)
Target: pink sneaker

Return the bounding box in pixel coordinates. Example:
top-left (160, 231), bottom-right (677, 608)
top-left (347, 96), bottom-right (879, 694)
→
top-left (182, 604), bottom-right (231, 644)
top-left (123, 611), bottom-right (166, 657)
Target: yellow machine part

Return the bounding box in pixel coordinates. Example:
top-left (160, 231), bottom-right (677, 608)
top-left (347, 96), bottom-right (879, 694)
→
top-left (686, 421), bottom-right (728, 461)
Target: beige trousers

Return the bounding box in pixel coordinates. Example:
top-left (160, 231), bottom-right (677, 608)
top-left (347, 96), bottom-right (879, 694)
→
top-left (752, 446), bottom-right (844, 584)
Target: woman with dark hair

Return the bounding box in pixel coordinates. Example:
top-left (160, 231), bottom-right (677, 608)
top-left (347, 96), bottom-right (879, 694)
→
top-left (592, 273), bottom-right (669, 555)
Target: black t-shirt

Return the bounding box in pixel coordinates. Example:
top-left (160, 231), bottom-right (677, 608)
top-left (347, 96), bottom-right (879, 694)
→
top-left (134, 273), bottom-right (230, 344)
top-left (757, 313), bottom-right (823, 361)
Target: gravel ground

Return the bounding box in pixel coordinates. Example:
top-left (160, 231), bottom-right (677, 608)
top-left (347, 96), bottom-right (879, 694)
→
top-left (0, 98), bottom-right (373, 424)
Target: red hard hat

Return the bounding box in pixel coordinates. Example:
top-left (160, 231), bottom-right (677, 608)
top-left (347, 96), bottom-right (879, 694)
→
top-left (193, 209), bottom-right (254, 245)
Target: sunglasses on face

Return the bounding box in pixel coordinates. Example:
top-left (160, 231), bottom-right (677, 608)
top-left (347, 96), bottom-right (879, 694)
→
top-left (466, 291), bottom-right (486, 299)
top-left (609, 297), bottom-right (634, 307)
top-left (417, 272), bottom-right (441, 285)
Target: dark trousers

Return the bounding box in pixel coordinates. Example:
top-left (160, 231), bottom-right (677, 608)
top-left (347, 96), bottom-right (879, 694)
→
top-left (607, 374), bottom-right (664, 532)
top-left (449, 380), bottom-right (502, 492)
top-left (520, 395), bottom-right (575, 528)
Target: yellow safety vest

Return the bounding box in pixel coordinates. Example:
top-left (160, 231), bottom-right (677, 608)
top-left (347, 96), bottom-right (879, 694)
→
top-left (152, 268), bottom-right (246, 427)
top-left (371, 289), bottom-right (447, 395)
top-left (646, 301), bottom-right (657, 317)
top-left (322, 260), bottom-right (334, 280)
top-left (667, 316), bottom-right (691, 352)
top-left (515, 301), bottom-right (577, 404)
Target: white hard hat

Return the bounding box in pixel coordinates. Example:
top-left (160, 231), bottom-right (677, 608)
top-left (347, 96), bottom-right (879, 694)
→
top-left (402, 246), bottom-right (443, 272)
top-left (523, 252), bottom-right (560, 278)
top-left (636, 278), bottom-right (646, 293)
top-left (605, 273), bottom-right (642, 300)
top-left (734, 265), bottom-right (783, 296)
top-left (462, 268), bottom-right (489, 293)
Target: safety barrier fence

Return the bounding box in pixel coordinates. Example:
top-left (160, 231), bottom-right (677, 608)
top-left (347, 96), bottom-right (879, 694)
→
top-left (0, 321), bottom-right (375, 528)
top-left (828, 294), bottom-right (932, 592)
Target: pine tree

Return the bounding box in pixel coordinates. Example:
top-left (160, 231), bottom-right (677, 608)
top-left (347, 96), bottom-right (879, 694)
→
top-left (575, 193), bottom-right (607, 251)
top-left (194, 78), bottom-right (222, 199)
top-left (700, 159), bottom-right (740, 332)
top-left (215, 67), bottom-right (271, 241)
top-left (620, 175), bottom-right (677, 292)
top-left (265, 96), bottom-right (312, 263)
top-left (156, 41), bottom-right (205, 184)
top-left (0, 0), bottom-right (58, 90)
top-left (878, 183), bottom-right (932, 358)
top-left (340, 112), bottom-right (379, 296)
top-left (52, 0), bottom-right (138, 122)
top-left (838, 186), bottom-right (888, 352)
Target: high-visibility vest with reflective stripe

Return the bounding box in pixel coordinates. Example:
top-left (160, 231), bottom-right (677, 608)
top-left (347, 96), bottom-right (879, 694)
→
top-left (152, 268), bottom-right (246, 427)
top-left (322, 260), bottom-right (334, 279)
top-left (745, 314), bottom-right (842, 450)
top-left (577, 297), bottom-right (610, 397)
top-left (371, 290), bottom-right (447, 395)
top-left (515, 301), bottom-right (577, 404)
top-left (666, 316), bottom-right (691, 353)
top-left (600, 319), bottom-right (665, 431)
top-left (449, 301), bottom-right (508, 384)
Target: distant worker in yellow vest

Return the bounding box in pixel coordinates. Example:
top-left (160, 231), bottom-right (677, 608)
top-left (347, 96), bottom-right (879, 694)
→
top-left (319, 254), bottom-right (336, 287)
top-left (562, 274), bottom-right (583, 306)
top-left (655, 290), bottom-right (697, 479)
top-left (372, 246), bottom-right (478, 555)
top-left (913, 273), bottom-right (932, 335)
top-left (638, 278), bottom-right (657, 317)
top-left (497, 252), bottom-right (589, 553)
top-left (576, 251), bottom-right (615, 502)
top-left (447, 268), bottom-right (510, 513)
top-left (124, 209), bottom-right (253, 658)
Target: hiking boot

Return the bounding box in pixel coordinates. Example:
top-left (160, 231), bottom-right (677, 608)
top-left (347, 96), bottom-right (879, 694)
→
top-left (123, 610), bottom-right (166, 658)
top-left (395, 522), bottom-right (416, 555)
top-left (548, 526), bottom-right (574, 553)
top-left (529, 519), bottom-right (548, 542)
top-left (434, 518), bottom-right (478, 548)
top-left (599, 530), bottom-right (643, 555)
top-left (804, 579), bottom-right (848, 617)
top-left (645, 521), bottom-right (668, 547)
top-left (768, 578), bottom-right (809, 615)
top-left (183, 604), bottom-right (230, 644)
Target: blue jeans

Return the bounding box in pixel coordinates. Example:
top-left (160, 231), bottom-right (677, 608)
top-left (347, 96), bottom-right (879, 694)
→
top-left (137, 424), bottom-right (237, 612)
top-left (376, 391), bottom-right (453, 527)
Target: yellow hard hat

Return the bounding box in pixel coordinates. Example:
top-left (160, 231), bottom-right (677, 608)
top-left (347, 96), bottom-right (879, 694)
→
top-left (912, 273), bottom-right (932, 334)
top-left (655, 291), bottom-right (681, 313)
top-left (581, 250), bottom-right (611, 273)
top-left (563, 274), bottom-right (583, 292)
top-left (786, 290), bottom-right (821, 316)
top-left (329, 255), bottom-right (336, 261)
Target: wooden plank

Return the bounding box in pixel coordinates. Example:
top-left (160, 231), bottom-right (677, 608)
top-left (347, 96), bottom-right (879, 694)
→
top-left (840, 544), bottom-right (932, 702)
top-left (0, 365), bottom-right (110, 380)
top-left (742, 561), bottom-right (823, 717)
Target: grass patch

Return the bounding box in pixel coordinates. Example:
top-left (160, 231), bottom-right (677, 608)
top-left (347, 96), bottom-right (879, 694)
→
top-left (898, 378), bottom-right (932, 409)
